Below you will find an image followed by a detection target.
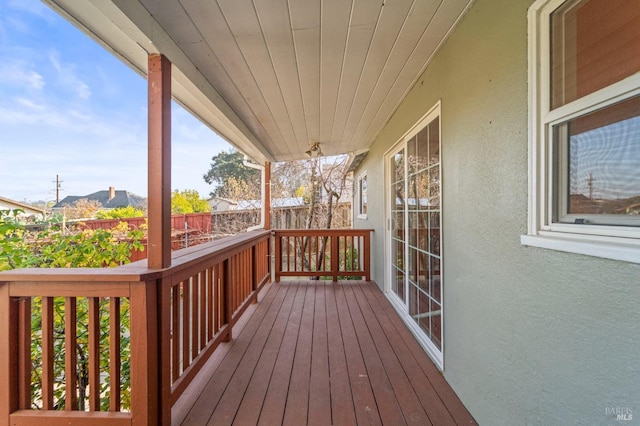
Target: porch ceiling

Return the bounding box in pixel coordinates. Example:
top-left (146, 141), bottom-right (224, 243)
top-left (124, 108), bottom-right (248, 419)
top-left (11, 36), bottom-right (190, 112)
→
top-left (44, 0), bottom-right (471, 163)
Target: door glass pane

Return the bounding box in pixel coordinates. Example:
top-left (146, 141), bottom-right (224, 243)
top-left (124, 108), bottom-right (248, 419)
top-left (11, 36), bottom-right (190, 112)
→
top-left (417, 126), bottom-right (429, 172)
top-left (408, 175), bottom-right (417, 210)
top-left (428, 167), bottom-right (440, 208)
top-left (429, 117), bottom-right (440, 166)
top-left (408, 135), bottom-right (417, 175)
top-left (430, 256), bottom-right (441, 303)
top-left (395, 181), bottom-right (405, 211)
top-left (393, 151), bottom-right (405, 183)
top-left (430, 299), bottom-right (442, 350)
top-left (429, 212), bottom-right (440, 256)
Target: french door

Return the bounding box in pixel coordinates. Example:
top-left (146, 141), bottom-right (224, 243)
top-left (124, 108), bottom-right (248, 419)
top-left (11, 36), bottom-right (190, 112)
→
top-left (386, 103), bottom-right (443, 368)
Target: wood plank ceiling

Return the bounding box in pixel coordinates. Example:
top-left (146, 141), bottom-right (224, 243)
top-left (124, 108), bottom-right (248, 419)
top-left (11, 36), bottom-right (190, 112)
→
top-left (46, 0), bottom-right (472, 163)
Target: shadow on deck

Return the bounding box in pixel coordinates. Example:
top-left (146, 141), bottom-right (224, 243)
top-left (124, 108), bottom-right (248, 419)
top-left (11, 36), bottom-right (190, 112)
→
top-left (175, 280), bottom-right (476, 425)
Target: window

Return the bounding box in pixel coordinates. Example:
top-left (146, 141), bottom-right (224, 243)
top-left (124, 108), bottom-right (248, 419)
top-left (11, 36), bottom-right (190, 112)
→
top-left (524, 0), bottom-right (640, 263)
top-left (357, 172), bottom-right (368, 219)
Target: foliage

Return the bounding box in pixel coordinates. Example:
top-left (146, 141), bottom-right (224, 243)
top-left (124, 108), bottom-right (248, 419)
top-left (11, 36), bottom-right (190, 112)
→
top-left (0, 209), bottom-right (143, 411)
top-left (171, 189), bottom-right (211, 214)
top-left (95, 206), bottom-right (145, 219)
top-left (203, 149), bottom-right (261, 197)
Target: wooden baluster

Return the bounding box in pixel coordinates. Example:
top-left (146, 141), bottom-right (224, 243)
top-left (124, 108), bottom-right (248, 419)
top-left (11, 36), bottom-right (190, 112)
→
top-left (109, 297), bottom-right (121, 412)
top-left (214, 264), bottom-right (221, 335)
top-left (182, 280), bottom-right (191, 369)
top-left (331, 235), bottom-right (339, 282)
top-left (171, 284), bottom-right (179, 382)
top-left (88, 297), bottom-right (100, 411)
top-left (364, 233), bottom-right (371, 281)
top-left (18, 297), bottom-right (31, 410)
top-left (207, 267), bottom-right (214, 341)
top-left (274, 233), bottom-right (281, 282)
top-left (252, 245), bottom-right (258, 296)
top-left (42, 297), bottom-right (54, 410)
top-left (65, 297), bottom-right (78, 410)
top-left (191, 276), bottom-right (198, 359)
top-left (199, 272), bottom-right (206, 351)
top-left (223, 259), bottom-right (232, 342)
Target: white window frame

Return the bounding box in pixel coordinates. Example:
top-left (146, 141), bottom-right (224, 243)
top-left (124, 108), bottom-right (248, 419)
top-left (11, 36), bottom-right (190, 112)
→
top-left (357, 171), bottom-right (368, 219)
top-left (523, 0), bottom-right (640, 264)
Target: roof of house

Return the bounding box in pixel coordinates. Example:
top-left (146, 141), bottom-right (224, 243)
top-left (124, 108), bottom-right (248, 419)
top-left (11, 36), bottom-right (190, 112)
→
top-left (236, 197), bottom-right (305, 210)
top-left (54, 189), bottom-right (146, 209)
top-left (0, 196), bottom-right (45, 216)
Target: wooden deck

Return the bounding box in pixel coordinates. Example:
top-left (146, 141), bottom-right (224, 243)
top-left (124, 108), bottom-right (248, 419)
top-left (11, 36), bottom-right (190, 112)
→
top-left (176, 280), bottom-right (476, 425)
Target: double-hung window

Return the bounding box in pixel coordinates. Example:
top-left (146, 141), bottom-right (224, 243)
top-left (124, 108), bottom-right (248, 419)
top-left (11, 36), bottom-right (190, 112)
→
top-left (524, 0), bottom-right (640, 263)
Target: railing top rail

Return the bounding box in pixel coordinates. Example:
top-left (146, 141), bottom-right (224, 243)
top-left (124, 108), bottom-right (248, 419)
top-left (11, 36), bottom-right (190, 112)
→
top-left (0, 229), bottom-right (271, 283)
top-left (273, 229), bottom-right (373, 236)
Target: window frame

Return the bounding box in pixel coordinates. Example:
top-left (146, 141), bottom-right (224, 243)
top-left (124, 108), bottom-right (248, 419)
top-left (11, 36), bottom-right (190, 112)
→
top-left (357, 171), bottom-right (368, 219)
top-left (523, 0), bottom-right (640, 264)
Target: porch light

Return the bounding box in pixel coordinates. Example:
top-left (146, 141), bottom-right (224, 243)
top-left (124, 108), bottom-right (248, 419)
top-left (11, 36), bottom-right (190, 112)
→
top-left (305, 141), bottom-right (323, 158)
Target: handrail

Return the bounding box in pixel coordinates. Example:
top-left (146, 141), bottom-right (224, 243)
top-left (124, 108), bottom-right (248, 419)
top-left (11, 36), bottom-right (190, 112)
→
top-left (273, 229), bottom-right (373, 282)
top-left (0, 229), bottom-right (271, 426)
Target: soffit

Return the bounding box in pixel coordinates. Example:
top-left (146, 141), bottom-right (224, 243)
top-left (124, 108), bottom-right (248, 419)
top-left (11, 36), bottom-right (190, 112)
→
top-left (44, 0), bottom-right (472, 163)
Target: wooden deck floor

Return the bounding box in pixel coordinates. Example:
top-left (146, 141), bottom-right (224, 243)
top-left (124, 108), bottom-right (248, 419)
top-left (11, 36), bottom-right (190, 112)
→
top-left (176, 280), bottom-right (476, 425)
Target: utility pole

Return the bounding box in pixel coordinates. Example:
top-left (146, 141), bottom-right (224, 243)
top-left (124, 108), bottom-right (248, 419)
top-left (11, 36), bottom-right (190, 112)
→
top-left (587, 173), bottom-right (595, 200)
top-left (53, 174), bottom-right (63, 204)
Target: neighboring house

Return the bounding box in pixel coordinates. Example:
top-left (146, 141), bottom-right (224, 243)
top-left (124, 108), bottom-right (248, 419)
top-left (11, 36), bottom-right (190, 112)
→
top-left (9, 0), bottom-right (638, 425)
top-left (207, 196), bottom-right (238, 212)
top-left (53, 186), bottom-right (146, 210)
top-left (0, 196), bottom-right (45, 217)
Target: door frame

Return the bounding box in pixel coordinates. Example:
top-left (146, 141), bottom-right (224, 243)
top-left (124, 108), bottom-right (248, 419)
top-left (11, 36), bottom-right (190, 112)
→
top-left (383, 100), bottom-right (444, 370)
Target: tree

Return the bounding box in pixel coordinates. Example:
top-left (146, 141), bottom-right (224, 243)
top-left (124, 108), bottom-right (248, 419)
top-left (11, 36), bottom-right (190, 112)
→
top-left (61, 198), bottom-right (103, 219)
top-left (171, 189), bottom-right (211, 214)
top-left (203, 149), bottom-right (261, 197)
top-left (216, 176), bottom-right (261, 201)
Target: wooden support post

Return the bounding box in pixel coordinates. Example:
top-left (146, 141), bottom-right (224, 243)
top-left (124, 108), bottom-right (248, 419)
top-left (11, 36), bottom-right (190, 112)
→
top-left (157, 277), bottom-right (172, 425)
top-left (0, 284), bottom-right (18, 423)
top-left (147, 54), bottom-right (172, 269)
top-left (130, 280), bottom-right (159, 425)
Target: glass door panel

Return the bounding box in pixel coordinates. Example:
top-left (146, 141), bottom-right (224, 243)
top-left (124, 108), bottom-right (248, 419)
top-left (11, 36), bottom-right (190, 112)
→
top-left (387, 107), bottom-right (442, 365)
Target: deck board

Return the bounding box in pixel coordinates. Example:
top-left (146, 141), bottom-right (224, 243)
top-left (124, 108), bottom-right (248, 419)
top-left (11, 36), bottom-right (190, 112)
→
top-left (179, 280), bottom-right (476, 425)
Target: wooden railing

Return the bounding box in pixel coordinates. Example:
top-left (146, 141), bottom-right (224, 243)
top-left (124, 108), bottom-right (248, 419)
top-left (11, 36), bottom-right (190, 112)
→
top-left (0, 230), bottom-right (270, 425)
top-left (273, 229), bottom-right (373, 282)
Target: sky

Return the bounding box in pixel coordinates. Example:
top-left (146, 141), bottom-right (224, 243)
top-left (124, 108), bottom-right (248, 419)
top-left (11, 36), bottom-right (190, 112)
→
top-left (0, 0), bottom-right (231, 203)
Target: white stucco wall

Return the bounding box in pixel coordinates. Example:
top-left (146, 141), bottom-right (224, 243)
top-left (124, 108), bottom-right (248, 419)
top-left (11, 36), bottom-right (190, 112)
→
top-left (353, 0), bottom-right (640, 424)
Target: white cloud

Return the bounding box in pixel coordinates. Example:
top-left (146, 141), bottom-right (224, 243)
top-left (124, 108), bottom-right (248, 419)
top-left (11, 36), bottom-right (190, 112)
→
top-left (0, 61), bottom-right (45, 90)
top-left (48, 50), bottom-right (91, 100)
top-left (7, 0), bottom-right (57, 23)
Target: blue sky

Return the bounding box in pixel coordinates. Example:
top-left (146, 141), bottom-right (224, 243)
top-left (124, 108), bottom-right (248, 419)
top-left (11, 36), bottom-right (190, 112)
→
top-left (0, 0), bottom-right (230, 203)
